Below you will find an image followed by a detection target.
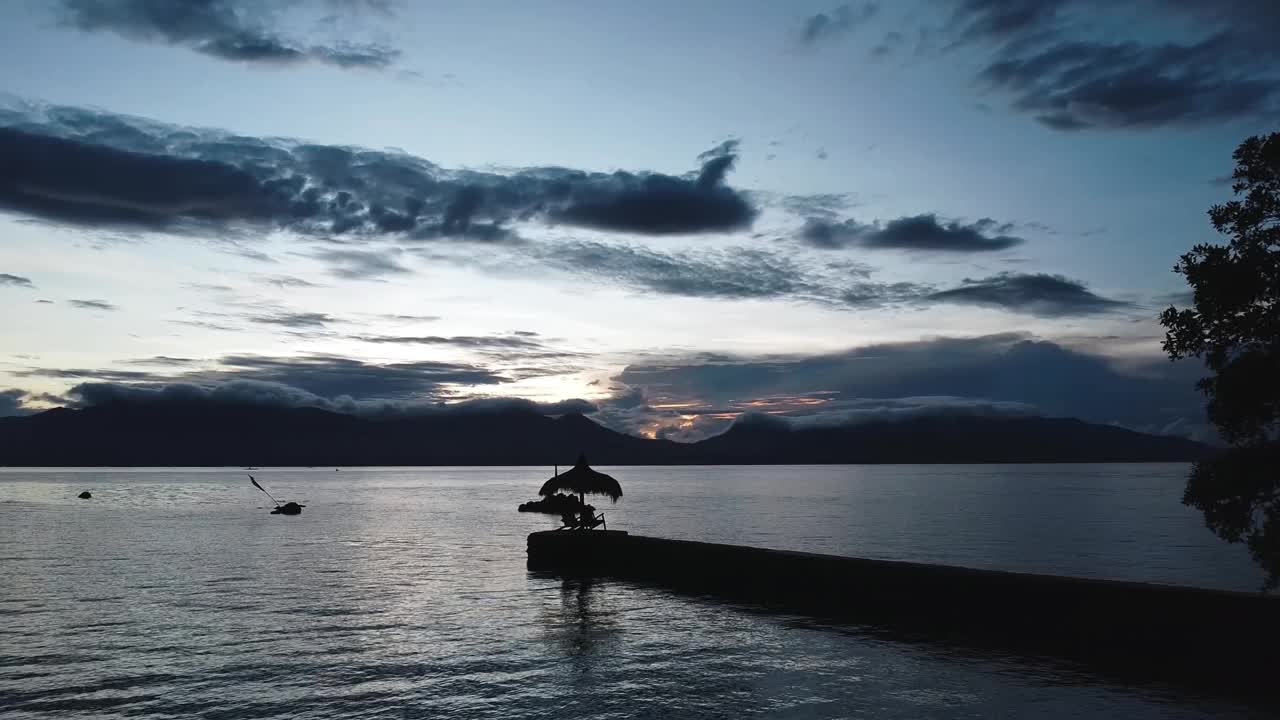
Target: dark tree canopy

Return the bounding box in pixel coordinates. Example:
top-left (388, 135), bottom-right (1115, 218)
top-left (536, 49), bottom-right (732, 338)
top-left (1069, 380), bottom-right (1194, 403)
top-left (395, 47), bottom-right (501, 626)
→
top-left (1161, 132), bottom-right (1280, 590)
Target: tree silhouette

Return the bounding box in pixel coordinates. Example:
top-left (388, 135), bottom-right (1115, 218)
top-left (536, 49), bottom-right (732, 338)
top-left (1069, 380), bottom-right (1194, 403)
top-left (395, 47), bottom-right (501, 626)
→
top-left (1161, 133), bottom-right (1280, 590)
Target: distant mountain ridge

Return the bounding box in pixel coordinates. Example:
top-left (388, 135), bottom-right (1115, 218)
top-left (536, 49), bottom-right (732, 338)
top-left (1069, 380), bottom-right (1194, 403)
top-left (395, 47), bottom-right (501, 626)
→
top-left (0, 402), bottom-right (1209, 466)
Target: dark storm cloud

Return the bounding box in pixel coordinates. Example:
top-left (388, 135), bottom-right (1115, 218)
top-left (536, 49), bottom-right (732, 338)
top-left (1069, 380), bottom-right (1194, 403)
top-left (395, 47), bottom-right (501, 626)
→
top-left (64, 378), bottom-right (596, 418)
top-left (945, 0), bottom-right (1280, 129)
top-left (611, 333), bottom-right (1211, 441)
top-left (29, 353), bottom-right (511, 410)
top-left (209, 354), bottom-right (508, 398)
top-left (0, 389), bottom-right (34, 417)
top-left (800, 214), bottom-right (1024, 252)
top-left (0, 127), bottom-right (269, 235)
top-left (68, 299), bottom-right (118, 311)
top-left (0, 102), bottom-right (756, 242)
top-left (799, 3), bottom-right (879, 46)
top-left (58, 0), bottom-right (399, 70)
top-left (0, 273), bottom-right (34, 288)
top-left (927, 272), bottom-right (1128, 316)
top-left (550, 140), bottom-right (756, 235)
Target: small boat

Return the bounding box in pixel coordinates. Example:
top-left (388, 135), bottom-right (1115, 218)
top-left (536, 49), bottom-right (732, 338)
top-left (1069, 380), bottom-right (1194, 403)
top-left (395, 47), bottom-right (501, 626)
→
top-left (249, 475), bottom-right (305, 516)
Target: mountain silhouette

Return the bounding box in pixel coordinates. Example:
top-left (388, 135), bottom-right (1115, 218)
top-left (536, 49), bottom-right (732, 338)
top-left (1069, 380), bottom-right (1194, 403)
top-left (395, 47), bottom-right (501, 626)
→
top-left (0, 403), bottom-right (1208, 466)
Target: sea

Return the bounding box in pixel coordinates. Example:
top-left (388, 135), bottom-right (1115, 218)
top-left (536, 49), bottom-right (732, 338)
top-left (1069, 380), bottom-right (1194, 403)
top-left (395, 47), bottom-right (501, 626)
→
top-left (0, 464), bottom-right (1270, 719)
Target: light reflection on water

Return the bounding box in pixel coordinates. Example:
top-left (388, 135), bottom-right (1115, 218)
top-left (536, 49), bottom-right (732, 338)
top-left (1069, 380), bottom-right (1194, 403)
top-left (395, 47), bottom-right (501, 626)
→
top-left (0, 465), bottom-right (1269, 718)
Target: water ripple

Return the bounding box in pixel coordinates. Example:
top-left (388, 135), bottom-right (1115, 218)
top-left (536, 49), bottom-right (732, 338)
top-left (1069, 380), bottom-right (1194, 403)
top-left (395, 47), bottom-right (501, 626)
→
top-left (0, 466), bottom-right (1269, 719)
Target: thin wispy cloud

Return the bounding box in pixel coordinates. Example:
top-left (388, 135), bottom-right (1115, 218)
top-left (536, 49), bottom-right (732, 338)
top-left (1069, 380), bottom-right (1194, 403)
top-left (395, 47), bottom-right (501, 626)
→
top-left (0, 273), bottom-right (34, 288)
top-left (799, 3), bottom-right (879, 46)
top-left (68, 299), bottom-right (118, 311)
top-left (57, 0), bottom-right (400, 70)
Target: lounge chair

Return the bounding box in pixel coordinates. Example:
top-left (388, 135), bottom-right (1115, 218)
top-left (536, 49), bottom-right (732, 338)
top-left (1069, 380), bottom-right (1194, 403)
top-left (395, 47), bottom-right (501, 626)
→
top-left (556, 511), bottom-right (607, 531)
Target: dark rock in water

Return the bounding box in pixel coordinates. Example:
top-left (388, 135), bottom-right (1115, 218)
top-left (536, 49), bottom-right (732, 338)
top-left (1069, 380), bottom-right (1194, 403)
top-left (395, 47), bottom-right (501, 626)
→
top-left (78, 491), bottom-right (92, 499)
top-left (270, 501), bottom-right (304, 515)
top-left (517, 493), bottom-right (583, 515)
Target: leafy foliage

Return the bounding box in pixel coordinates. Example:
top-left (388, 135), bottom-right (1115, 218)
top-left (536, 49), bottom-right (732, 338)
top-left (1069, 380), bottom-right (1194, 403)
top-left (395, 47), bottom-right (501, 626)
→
top-left (1161, 133), bottom-right (1280, 590)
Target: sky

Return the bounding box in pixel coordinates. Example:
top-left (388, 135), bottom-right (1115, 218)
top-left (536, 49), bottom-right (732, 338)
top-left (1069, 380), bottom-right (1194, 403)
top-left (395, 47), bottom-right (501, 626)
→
top-left (1, 0), bottom-right (1276, 441)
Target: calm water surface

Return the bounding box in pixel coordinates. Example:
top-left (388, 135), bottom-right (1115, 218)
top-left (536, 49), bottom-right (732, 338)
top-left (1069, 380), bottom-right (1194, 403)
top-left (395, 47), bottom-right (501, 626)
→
top-left (0, 464), bottom-right (1267, 719)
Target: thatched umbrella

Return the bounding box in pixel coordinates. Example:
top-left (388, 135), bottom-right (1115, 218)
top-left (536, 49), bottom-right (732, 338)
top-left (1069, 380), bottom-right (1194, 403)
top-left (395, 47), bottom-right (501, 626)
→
top-left (539, 454), bottom-right (622, 506)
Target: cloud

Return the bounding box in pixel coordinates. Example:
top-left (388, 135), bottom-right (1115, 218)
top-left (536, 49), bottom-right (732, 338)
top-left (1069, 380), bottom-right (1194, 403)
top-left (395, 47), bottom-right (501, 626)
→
top-left (531, 239), bottom-right (1102, 314)
top-left (871, 30), bottom-right (907, 58)
top-left (17, 367), bottom-right (158, 382)
top-left (352, 333), bottom-right (548, 350)
top-left (257, 274), bottom-right (324, 288)
top-left (184, 282), bottom-right (234, 293)
top-left (800, 3), bottom-right (879, 46)
top-left (944, 0), bottom-right (1280, 129)
top-left (63, 378), bottom-right (597, 421)
top-left (61, 378), bottom-right (595, 419)
top-left (604, 333), bottom-right (1209, 440)
top-left (731, 395), bottom-right (1040, 430)
top-left (0, 389), bottom-right (34, 417)
top-left (0, 273), bottom-right (34, 288)
top-left (57, 0), bottom-right (400, 70)
top-left (378, 313), bottom-right (440, 322)
top-left (800, 214), bottom-right (1025, 251)
top-left (532, 241), bottom-right (822, 302)
top-left (781, 193), bottom-right (856, 220)
top-left (347, 331), bottom-right (593, 364)
top-left (27, 352), bottom-right (512, 406)
top-left (0, 100), bottom-right (756, 243)
top-left (927, 272), bottom-right (1128, 316)
top-left (840, 280), bottom-right (935, 309)
top-left (248, 311), bottom-right (336, 328)
top-left (550, 140), bottom-right (756, 235)
top-left (121, 356), bottom-right (201, 366)
top-left (68, 299), bottom-right (118, 311)
top-left (173, 318), bottom-right (241, 333)
top-left (312, 248), bottom-right (411, 280)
